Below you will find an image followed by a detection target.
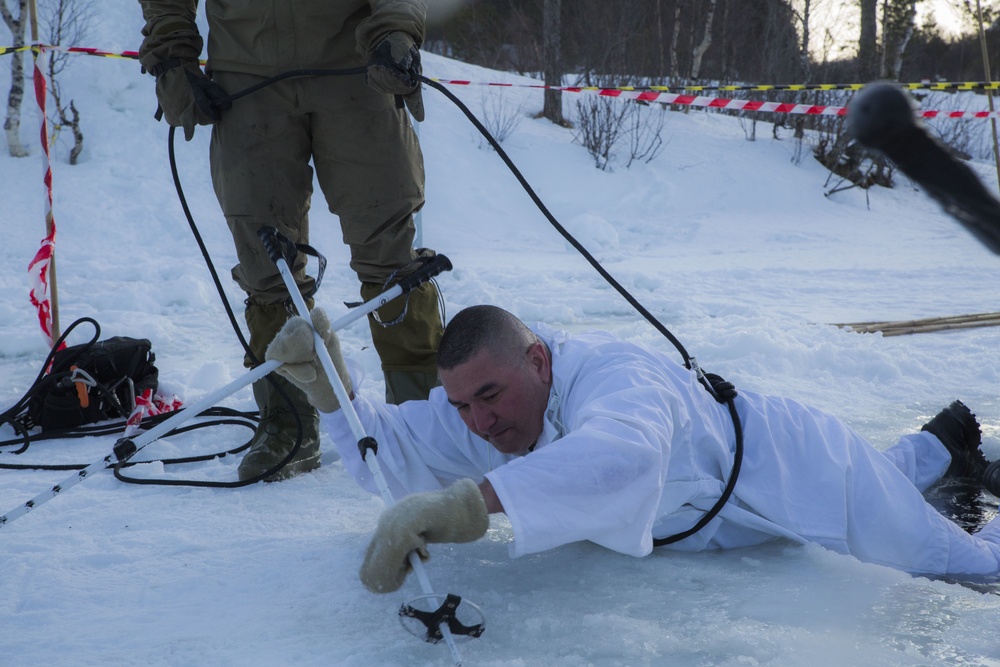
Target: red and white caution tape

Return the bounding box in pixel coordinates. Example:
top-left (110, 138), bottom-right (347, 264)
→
top-left (0, 43), bottom-right (140, 59)
top-left (26, 48), bottom-right (57, 347)
top-left (5, 43), bottom-right (1000, 94)
top-left (431, 78), bottom-right (1000, 119)
top-left (2, 43), bottom-right (999, 118)
top-left (123, 389), bottom-right (184, 438)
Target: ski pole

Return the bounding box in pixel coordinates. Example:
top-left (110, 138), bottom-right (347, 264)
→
top-left (0, 281), bottom-right (431, 529)
top-left (255, 227), bottom-right (469, 665)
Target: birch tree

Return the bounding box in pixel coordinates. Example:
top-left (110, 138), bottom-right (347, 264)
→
top-left (690, 0), bottom-right (717, 79)
top-left (879, 0), bottom-right (919, 80)
top-left (1, 0), bottom-right (28, 157)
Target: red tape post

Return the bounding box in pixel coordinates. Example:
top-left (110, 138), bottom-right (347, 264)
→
top-left (26, 45), bottom-right (57, 347)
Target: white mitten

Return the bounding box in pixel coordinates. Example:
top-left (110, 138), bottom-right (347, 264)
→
top-left (264, 308), bottom-right (352, 412)
top-left (360, 479), bottom-right (489, 593)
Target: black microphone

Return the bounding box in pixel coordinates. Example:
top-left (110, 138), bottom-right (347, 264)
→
top-left (848, 83), bottom-right (1000, 255)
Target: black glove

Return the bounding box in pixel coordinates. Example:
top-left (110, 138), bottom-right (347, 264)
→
top-left (139, 27), bottom-right (230, 140)
top-left (366, 31), bottom-right (424, 122)
top-left (153, 61), bottom-right (231, 140)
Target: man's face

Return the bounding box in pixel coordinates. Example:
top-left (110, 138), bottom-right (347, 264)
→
top-left (440, 342), bottom-right (552, 456)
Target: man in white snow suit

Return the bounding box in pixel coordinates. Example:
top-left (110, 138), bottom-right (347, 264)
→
top-left (136, 0), bottom-right (443, 482)
top-left (265, 304), bottom-right (1000, 593)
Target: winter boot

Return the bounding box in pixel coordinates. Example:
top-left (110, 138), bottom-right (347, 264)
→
top-left (238, 374), bottom-right (321, 481)
top-left (921, 400), bottom-right (989, 480)
top-left (238, 300), bottom-right (321, 482)
top-left (361, 278), bottom-right (443, 404)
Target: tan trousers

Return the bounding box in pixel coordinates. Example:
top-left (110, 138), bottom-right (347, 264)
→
top-left (210, 71), bottom-right (442, 401)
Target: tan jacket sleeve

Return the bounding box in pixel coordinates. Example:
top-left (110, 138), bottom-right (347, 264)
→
top-left (138, 0), bottom-right (199, 38)
top-left (355, 0), bottom-right (427, 58)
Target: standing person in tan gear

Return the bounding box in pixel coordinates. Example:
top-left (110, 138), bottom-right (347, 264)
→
top-left (136, 0), bottom-right (443, 481)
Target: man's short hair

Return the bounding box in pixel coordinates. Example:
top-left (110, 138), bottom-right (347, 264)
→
top-left (437, 305), bottom-right (538, 371)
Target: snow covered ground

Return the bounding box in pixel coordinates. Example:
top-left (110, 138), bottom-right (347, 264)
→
top-left (2, 7), bottom-right (1000, 666)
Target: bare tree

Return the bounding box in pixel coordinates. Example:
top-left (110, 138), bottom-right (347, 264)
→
top-left (717, 0), bottom-right (731, 81)
top-left (858, 0), bottom-right (879, 80)
top-left (955, 0), bottom-right (996, 28)
top-left (575, 96), bottom-right (627, 171)
top-left (1, 0), bottom-right (29, 157)
top-left (655, 0), bottom-right (666, 76)
top-left (541, 0), bottom-right (567, 126)
top-left (715, 0), bottom-right (802, 84)
top-left (479, 83), bottom-right (526, 148)
top-left (624, 101), bottom-right (666, 167)
top-left (670, 0), bottom-right (685, 81)
top-left (795, 0), bottom-right (814, 81)
top-left (785, 0), bottom-right (818, 147)
top-left (41, 0), bottom-right (91, 164)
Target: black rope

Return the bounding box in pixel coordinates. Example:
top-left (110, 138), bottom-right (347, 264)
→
top-left (166, 126), bottom-right (253, 358)
top-left (216, 67), bottom-right (367, 106)
top-left (417, 75), bottom-right (745, 546)
top-left (417, 77), bottom-right (696, 368)
top-left (0, 408), bottom-right (256, 480)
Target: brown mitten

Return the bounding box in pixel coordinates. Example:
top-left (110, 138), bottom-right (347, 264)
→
top-left (359, 479), bottom-right (488, 593)
top-left (265, 309), bottom-right (353, 413)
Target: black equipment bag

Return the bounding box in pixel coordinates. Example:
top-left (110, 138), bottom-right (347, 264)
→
top-left (30, 336), bottom-right (159, 432)
top-left (17, 336), bottom-right (159, 433)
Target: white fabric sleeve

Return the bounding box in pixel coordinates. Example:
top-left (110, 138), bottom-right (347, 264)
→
top-left (486, 369), bottom-right (681, 558)
top-left (879, 431), bottom-right (951, 492)
top-left (320, 387), bottom-right (509, 501)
